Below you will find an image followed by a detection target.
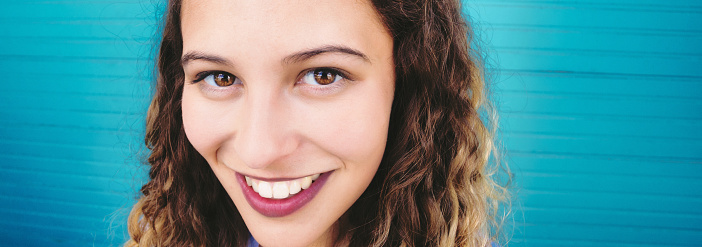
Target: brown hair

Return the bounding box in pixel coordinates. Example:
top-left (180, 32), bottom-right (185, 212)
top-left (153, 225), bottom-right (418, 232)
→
top-left (127, 0), bottom-right (509, 246)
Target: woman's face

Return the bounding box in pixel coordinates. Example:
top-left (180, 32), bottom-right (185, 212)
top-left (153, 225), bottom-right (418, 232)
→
top-left (180, 0), bottom-right (394, 246)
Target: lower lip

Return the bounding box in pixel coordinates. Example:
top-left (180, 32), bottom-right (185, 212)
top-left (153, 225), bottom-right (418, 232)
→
top-left (236, 172), bottom-right (332, 217)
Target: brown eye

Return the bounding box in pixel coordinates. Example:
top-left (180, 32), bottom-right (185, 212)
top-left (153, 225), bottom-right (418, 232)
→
top-left (302, 68), bottom-right (343, 86)
top-left (213, 73), bottom-right (234, 86)
top-left (200, 71), bottom-right (238, 87)
top-left (314, 70), bottom-right (336, 85)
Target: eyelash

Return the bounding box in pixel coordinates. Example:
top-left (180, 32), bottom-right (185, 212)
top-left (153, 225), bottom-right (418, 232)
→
top-left (191, 70), bottom-right (231, 84)
top-left (190, 68), bottom-right (352, 87)
top-left (298, 67), bottom-right (350, 86)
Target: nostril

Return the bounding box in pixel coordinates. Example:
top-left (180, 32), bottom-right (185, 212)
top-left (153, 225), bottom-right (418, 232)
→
top-left (233, 128), bottom-right (298, 170)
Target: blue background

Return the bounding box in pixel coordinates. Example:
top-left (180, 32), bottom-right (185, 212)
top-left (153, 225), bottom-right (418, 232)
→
top-left (1, 0), bottom-right (700, 246)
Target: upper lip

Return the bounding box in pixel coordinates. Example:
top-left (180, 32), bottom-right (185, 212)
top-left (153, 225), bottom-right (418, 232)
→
top-left (238, 171), bottom-right (329, 182)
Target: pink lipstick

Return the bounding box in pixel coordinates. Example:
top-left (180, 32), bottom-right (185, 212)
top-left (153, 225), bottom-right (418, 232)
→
top-left (236, 171), bottom-right (331, 217)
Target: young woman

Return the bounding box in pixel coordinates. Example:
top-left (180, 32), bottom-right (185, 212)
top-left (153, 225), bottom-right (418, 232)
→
top-left (127, 0), bottom-right (509, 246)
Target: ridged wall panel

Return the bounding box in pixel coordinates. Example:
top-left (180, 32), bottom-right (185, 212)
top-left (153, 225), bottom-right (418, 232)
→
top-left (0, 1), bottom-right (157, 246)
top-left (466, 0), bottom-right (702, 246)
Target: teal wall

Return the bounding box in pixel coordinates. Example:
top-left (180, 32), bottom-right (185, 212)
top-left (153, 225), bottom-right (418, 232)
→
top-left (465, 0), bottom-right (702, 246)
top-left (0, 0), bottom-right (700, 246)
top-left (0, 1), bottom-right (157, 246)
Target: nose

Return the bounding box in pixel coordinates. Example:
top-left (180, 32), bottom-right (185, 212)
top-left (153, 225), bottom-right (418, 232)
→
top-left (233, 87), bottom-right (298, 170)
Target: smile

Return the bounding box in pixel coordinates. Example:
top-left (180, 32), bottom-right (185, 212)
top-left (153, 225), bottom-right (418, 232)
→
top-left (236, 171), bottom-right (332, 217)
top-left (245, 173), bottom-right (321, 199)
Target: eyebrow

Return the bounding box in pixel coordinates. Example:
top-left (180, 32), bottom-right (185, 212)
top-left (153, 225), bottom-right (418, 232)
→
top-left (282, 45), bottom-right (370, 64)
top-left (181, 45), bottom-right (370, 67)
top-left (181, 51), bottom-right (233, 67)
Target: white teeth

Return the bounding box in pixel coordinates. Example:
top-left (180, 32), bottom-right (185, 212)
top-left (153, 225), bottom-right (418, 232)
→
top-left (272, 182), bottom-right (290, 199)
top-left (245, 173), bottom-right (321, 199)
top-left (258, 181), bottom-right (273, 198)
top-left (289, 180), bottom-right (302, 195)
top-left (251, 180), bottom-right (259, 192)
top-left (301, 176), bottom-right (312, 190)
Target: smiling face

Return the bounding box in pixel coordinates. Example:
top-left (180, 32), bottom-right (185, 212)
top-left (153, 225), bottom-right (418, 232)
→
top-left (179, 0), bottom-right (394, 246)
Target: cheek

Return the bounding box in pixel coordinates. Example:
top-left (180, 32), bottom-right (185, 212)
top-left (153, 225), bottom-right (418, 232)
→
top-left (181, 88), bottom-right (228, 160)
top-left (313, 87), bottom-right (393, 166)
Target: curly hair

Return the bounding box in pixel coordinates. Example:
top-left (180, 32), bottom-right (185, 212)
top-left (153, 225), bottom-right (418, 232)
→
top-left (127, 0), bottom-right (509, 246)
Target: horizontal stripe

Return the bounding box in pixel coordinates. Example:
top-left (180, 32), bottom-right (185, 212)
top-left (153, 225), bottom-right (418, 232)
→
top-left (468, 3), bottom-right (702, 32)
top-left (0, 109), bottom-right (143, 130)
top-left (493, 71), bottom-right (702, 99)
top-left (507, 153), bottom-right (702, 178)
top-left (502, 131), bottom-right (702, 159)
top-left (518, 207), bottom-right (702, 230)
top-left (506, 223), bottom-right (701, 245)
top-left (0, 181), bottom-right (137, 208)
top-left (1, 2), bottom-right (161, 20)
top-left (518, 189), bottom-right (702, 214)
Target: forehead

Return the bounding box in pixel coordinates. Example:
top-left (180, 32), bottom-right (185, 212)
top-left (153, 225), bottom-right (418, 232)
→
top-left (180, 0), bottom-right (389, 62)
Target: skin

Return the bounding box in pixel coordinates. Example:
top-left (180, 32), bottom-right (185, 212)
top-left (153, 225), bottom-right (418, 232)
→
top-left (180, 0), bottom-right (394, 246)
